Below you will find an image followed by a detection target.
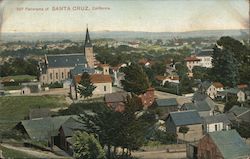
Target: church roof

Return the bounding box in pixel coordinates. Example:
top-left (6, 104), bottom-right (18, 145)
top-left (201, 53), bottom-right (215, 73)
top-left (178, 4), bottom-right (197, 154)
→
top-left (46, 53), bottom-right (87, 68)
top-left (84, 27), bottom-right (92, 47)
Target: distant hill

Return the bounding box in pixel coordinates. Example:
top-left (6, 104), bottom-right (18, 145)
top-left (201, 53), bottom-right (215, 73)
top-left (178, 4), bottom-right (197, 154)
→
top-left (1, 29), bottom-right (248, 42)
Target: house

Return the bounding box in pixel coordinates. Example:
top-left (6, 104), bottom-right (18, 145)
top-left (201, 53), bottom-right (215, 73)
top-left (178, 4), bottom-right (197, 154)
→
top-left (199, 81), bottom-right (217, 99)
top-left (71, 73), bottom-right (112, 99)
top-left (212, 82), bottom-right (224, 92)
top-left (225, 88), bottom-right (246, 102)
top-left (139, 87), bottom-right (155, 109)
top-left (185, 56), bottom-right (201, 72)
top-left (182, 97), bottom-right (216, 117)
top-left (104, 92), bottom-right (131, 112)
top-left (166, 110), bottom-right (203, 142)
top-left (245, 91), bottom-right (250, 100)
top-left (195, 49), bottom-right (213, 68)
top-left (153, 98), bottom-right (179, 118)
top-left (227, 105), bottom-right (250, 123)
top-left (155, 75), bottom-right (180, 86)
top-left (38, 27), bottom-right (96, 84)
top-left (203, 114), bottom-right (231, 133)
top-left (20, 82), bottom-right (41, 95)
top-left (197, 130), bottom-right (250, 159)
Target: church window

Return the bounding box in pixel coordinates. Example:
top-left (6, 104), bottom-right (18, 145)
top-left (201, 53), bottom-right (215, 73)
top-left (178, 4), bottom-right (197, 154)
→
top-left (62, 72), bottom-right (64, 79)
top-left (56, 73), bottom-right (58, 79)
top-left (104, 86), bottom-right (107, 92)
top-left (50, 73), bottom-right (53, 80)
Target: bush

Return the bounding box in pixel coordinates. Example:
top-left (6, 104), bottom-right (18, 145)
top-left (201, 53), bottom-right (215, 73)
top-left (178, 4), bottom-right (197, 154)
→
top-left (47, 82), bottom-right (63, 88)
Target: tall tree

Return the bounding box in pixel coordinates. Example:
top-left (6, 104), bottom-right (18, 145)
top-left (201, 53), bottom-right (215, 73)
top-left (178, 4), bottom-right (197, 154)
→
top-left (121, 63), bottom-right (151, 95)
top-left (73, 131), bottom-right (106, 159)
top-left (179, 74), bottom-right (193, 94)
top-left (77, 72), bottom-right (96, 99)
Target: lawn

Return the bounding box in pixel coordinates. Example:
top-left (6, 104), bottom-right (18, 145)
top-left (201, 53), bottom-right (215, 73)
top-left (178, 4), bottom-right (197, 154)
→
top-left (0, 95), bottom-right (69, 134)
top-left (0, 75), bottom-right (37, 82)
top-left (0, 145), bottom-right (37, 158)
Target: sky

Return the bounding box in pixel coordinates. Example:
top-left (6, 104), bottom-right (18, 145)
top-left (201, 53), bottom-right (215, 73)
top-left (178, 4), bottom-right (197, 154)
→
top-left (0, 0), bottom-right (249, 33)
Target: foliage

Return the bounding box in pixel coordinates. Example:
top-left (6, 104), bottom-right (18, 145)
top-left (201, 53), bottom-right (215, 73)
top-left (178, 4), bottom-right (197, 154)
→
top-left (77, 72), bottom-right (96, 99)
top-left (224, 95), bottom-right (240, 113)
top-left (210, 36), bottom-right (250, 86)
top-left (192, 66), bottom-right (211, 81)
top-left (47, 81), bottom-right (63, 88)
top-left (0, 58), bottom-right (38, 77)
top-left (179, 126), bottom-right (189, 134)
top-left (80, 95), bottom-right (153, 158)
top-left (121, 63), bottom-right (151, 95)
top-left (179, 74), bottom-right (194, 94)
top-left (73, 131), bottom-right (106, 159)
top-left (0, 145), bottom-right (37, 158)
top-left (152, 130), bottom-right (176, 144)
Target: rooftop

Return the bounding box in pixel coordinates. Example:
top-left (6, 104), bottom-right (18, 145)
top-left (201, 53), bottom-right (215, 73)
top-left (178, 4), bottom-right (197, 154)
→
top-left (209, 129), bottom-right (250, 159)
top-left (168, 110), bottom-right (202, 126)
top-left (156, 98), bottom-right (178, 107)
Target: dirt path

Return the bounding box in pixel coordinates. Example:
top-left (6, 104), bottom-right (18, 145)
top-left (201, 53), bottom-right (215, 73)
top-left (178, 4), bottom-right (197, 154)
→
top-left (132, 150), bottom-right (186, 159)
top-left (0, 143), bottom-right (68, 158)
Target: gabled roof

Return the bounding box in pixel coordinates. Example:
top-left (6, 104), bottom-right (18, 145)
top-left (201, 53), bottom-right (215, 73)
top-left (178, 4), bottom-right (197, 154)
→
top-left (193, 92), bottom-right (208, 101)
top-left (212, 82), bottom-right (224, 89)
top-left (70, 65), bottom-right (95, 76)
top-left (47, 54), bottom-right (87, 68)
top-left (228, 105), bottom-right (250, 117)
top-left (183, 97), bottom-right (214, 112)
top-left (184, 56), bottom-right (201, 62)
top-left (203, 114), bottom-right (230, 124)
top-left (74, 74), bottom-right (112, 84)
top-left (224, 88), bottom-right (243, 94)
top-left (104, 92), bottom-right (130, 103)
top-left (209, 130), bottom-right (250, 159)
top-left (19, 115), bottom-right (78, 140)
top-left (201, 81), bottom-right (212, 90)
top-left (155, 98), bottom-right (178, 107)
top-left (168, 110), bottom-right (202, 126)
top-left (60, 117), bottom-right (87, 137)
top-left (29, 108), bottom-right (50, 119)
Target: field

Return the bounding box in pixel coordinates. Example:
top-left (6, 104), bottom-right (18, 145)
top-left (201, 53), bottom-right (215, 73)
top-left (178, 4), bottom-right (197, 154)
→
top-left (0, 95), bottom-right (69, 134)
top-left (0, 145), bottom-right (37, 158)
top-left (0, 75), bottom-right (37, 82)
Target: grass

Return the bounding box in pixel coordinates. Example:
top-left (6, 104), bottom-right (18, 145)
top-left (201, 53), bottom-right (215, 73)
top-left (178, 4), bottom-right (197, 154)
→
top-left (0, 75), bottom-right (37, 82)
top-left (0, 145), bottom-right (37, 158)
top-left (0, 95), bottom-right (69, 134)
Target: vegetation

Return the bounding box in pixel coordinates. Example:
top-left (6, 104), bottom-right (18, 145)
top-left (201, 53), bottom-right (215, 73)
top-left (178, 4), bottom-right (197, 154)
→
top-left (121, 63), bottom-right (151, 95)
top-left (80, 95), bottom-right (155, 158)
top-left (0, 58), bottom-right (38, 77)
top-left (0, 75), bottom-right (37, 82)
top-left (0, 95), bottom-right (68, 135)
top-left (0, 145), bottom-right (37, 158)
top-left (210, 37), bottom-right (250, 86)
top-left (179, 126), bottom-right (189, 141)
top-left (77, 72), bottom-right (96, 99)
top-left (224, 96), bottom-right (240, 113)
top-left (179, 74), bottom-right (194, 94)
top-left (73, 131), bottom-right (106, 159)
top-left (232, 121), bottom-right (250, 139)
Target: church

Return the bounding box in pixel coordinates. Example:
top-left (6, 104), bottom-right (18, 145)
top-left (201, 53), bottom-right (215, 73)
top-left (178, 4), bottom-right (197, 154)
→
top-left (38, 27), bottom-right (96, 84)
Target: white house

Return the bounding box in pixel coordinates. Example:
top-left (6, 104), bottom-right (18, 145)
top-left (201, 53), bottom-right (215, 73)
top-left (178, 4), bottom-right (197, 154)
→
top-left (196, 49), bottom-right (213, 68)
top-left (203, 114), bottom-right (231, 133)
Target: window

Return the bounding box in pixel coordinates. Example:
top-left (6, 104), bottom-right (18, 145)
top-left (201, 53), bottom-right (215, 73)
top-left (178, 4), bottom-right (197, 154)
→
top-left (215, 124), bottom-right (217, 131)
top-left (56, 73), bottom-right (58, 79)
top-left (50, 73), bottom-right (53, 80)
top-left (62, 72), bottom-right (64, 79)
top-left (104, 86), bottom-right (107, 92)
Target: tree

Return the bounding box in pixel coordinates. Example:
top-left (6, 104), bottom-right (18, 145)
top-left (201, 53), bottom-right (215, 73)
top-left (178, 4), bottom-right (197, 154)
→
top-left (121, 63), bottom-right (151, 95)
top-left (179, 126), bottom-right (189, 141)
top-left (73, 131), bottom-right (106, 159)
top-left (192, 66), bottom-right (210, 81)
top-left (179, 74), bottom-right (193, 94)
top-left (77, 72), bottom-right (96, 99)
top-left (224, 96), bottom-right (240, 113)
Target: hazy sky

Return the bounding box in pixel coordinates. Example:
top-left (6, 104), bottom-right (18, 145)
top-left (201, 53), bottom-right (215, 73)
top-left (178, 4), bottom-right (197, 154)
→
top-left (1, 0), bottom-right (249, 33)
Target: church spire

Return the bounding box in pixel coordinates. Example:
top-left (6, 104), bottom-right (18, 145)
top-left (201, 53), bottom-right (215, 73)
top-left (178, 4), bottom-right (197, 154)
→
top-left (84, 26), bottom-right (92, 47)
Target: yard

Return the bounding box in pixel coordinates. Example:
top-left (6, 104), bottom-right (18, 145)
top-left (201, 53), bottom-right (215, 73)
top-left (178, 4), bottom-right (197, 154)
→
top-left (0, 144), bottom-right (37, 158)
top-left (0, 95), bottom-right (69, 135)
top-left (0, 75), bottom-right (37, 82)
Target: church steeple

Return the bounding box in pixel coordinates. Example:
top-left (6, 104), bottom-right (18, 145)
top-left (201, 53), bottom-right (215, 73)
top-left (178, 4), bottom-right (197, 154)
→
top-left (84, 26), bottom-right (92, 47)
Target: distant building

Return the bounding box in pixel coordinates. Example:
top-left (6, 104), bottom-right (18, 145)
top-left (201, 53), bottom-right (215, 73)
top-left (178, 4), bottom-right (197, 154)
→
top-left (224, 88), bottom-right (246, 103)
top-left (185, 56), bottom-right (201, 72)
top-left (203, 114), bottom-right (231, 133)
top-left (20, 82), bottom-right (41, 95)
top-left (195, 49), bottom-right (213, 68)
top-left (104, 92), bottom-right (131, 112)
top-left (38, 27), bottom-right (96, 84)
top-left (197, 130), bottom-right (250, 159)
top-left (166, 110), bottom-right (203, 142)
top-left (227, 105), bottom-right (250, 123)
top-left (153, 98), bottom-right (179, 119)
top-left (199, 81), bottom-right (217, 99)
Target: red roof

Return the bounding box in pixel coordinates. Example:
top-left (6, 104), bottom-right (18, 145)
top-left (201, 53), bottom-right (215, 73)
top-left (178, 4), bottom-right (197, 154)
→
top-left (185, 56), bottom-right (201, 62)
top-left (74, 74), bottom-right (112, 84)
top-left (212, 82), bottom-right (224, 88)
